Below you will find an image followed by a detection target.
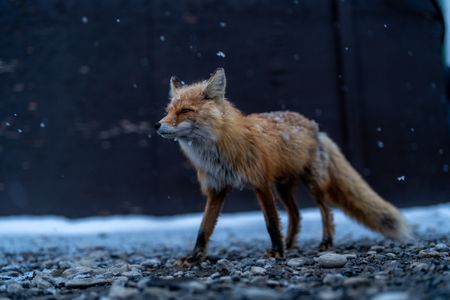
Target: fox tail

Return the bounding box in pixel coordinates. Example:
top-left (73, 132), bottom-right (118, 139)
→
top-left (319, 133), bottom-right (411, 240)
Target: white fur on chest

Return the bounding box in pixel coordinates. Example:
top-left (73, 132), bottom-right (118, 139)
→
top-left (179, 139), bottom-right (244, 191)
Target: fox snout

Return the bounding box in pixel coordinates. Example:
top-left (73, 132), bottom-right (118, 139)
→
top-left (154, 120), bottom-right (193, 139)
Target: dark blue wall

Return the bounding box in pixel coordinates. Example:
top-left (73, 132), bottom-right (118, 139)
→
top-left (0, 0), bottom-right (449, 216)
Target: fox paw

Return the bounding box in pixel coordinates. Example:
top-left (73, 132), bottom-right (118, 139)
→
top-left (264, 249), bottom-right (284, 259)
top-left (318, 240), bottom-right (333, 251)
top-left (174, 251), bottom-right (206, 268)
top-left (285, 239), bottom-right (298, 249)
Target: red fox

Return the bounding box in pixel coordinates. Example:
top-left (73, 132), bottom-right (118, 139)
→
top-left (155, 68), bottom-right (410, 266)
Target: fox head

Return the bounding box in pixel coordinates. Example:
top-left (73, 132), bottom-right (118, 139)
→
top-left (154, 68), bottom-right (227, 140)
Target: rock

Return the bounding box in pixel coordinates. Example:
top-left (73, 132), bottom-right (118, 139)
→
top-left (31, 276), bottom-right (53, 289)
top-left (266, 279), bottom-right (280, 287)
top-left (343, 253), bottom-right (357, 259)
top-left (164, 259), bottom-right (175, 268)
top-left (216, 259), bottom-right (233, 274)
top-left (109, 264), bottom-right (130, 275)
top-left (65, 278), bottom-right (110, 289)
top-left (410, 262), bottom-right (429, 272)
top-left (137, 278), bottom-right (151, 288)
top-left (385, 253), bottom-right (397, 259)
top-left (315, 253), bottom-right (347, 268)
top-left (343, 276), bottom-right (369, 287)
top-left (287, 258), bottom-right (305, 268)
top-left (6, 283), bottom-right (23, 295)
top-left (108, 285), bottom-right (138, 299)
top-left (238, 287), bottom-right (278, 299)
top-left (140, 258), bottom-right (161, 268)
top-left (370, 245), bottom-right (385, 252)
top-left (143, 287), bottom-right (171, 298)
top-left (323, 274), bottom-right (345, 285)
top-left (256, 259), bottom-right (267, 265)
top-left (122, 270), bottom-right (141, 280)
top-left (219, 276), bottom-right (232, 283)
top-left (184, 281), bottom-right (206, 292)
top-left (372, 291), bottom-right (410, 300)
top-left (173, 271), bottom-right (184, 277)
top-left (318, 289), bottom-right (343, 300)
top-left (434, 243), bottom-right (448, 252)
top-left (61, 266), bottom-right (96, 278)
top-left (250, 266), bottom-right (266, 275)
top-left (17, 271), bottom-right (35, 281)
top-left (1, 265), bottom-right (22, 273)
top-left (418, 250), bottom-right (441, 258)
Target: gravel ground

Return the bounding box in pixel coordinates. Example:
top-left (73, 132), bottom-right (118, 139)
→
top-left (0, 231), bottom-right (449, 300)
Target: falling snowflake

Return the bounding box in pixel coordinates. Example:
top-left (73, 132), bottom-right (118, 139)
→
top-left (79, 65), bottom-right (90, 75)
top-left (397, 176), bottom-right (406, 181)
top-left (216, 51), bottom-right (226, 58)
top-left (81, 16), bottom-right (88, 24)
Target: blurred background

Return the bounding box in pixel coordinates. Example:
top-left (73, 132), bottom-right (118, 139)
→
top-left (0, 0), bottom-right (449, 217)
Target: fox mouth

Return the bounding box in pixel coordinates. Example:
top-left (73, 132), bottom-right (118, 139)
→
top-left (157, 131), bottom-right (180, 139)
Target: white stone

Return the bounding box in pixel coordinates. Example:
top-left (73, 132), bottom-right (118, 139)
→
top-left (315, 253), bottom-right (347, 268)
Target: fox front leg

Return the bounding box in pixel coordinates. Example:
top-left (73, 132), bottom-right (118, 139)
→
top-left (175, 188), bottom-right (228, 267)
top-left (255, 186), bottom-right (285, 258)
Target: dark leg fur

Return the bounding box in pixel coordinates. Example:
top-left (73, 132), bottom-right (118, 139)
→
top-left (255, 186), bottom-right (285, 258)
top-left (305, 182), bottom-right (335, 250)
top-left (175, 188), bottom-right (228, 267)
top-left (275, 182), bottom-right (300, 249)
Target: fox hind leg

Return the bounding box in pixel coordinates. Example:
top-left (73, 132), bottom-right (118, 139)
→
top-left (316, 198), bottom-right (334, 251)
top-left (275, 182), bottom-right (300, 249)
top-left (305, 180), bottom-right (335, 251)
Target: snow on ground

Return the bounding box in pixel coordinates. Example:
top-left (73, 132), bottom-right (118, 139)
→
top-left (0, 203), bottom-right (449, 253)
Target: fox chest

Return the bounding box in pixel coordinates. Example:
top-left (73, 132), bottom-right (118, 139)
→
top-left (179, 140), bottom-right (244, 190)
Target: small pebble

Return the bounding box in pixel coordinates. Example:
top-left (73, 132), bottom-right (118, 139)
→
top-left (315, 253), bottom-right (348, 268)
top-left (372, 291), bottom-right (410, 300)
top-left (343, 276), bottom-right (369, 287)
top-left (250, 266), bottom-right (266, 275)
top-left (140, 258), bottom-right (161, 268)
top-left (286, 258), bottom-right (305, 267)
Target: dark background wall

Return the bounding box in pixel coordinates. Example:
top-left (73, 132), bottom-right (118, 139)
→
top-left (0, 0), bottom-right (449, 217)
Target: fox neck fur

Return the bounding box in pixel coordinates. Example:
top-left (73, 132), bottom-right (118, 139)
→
top-left (177, 101), bottom-right (262, 192)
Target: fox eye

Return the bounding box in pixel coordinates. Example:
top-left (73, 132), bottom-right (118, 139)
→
top-left (179, 108), bottom-right (194, 114)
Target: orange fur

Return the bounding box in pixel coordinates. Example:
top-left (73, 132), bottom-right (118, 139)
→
top-left (156, 68), bottom-right (410, 265)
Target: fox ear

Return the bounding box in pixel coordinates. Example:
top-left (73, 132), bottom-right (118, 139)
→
top-left (204, 68), bottom-right (226, 100)
top-left (170, 76), bottom-right (182, 98)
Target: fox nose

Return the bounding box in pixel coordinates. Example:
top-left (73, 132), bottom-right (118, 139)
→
top-left (154, 122), bottom-right (161, 130)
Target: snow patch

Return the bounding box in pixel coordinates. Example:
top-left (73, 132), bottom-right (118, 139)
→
top-left (0, 203), bottom-right (449, 237)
